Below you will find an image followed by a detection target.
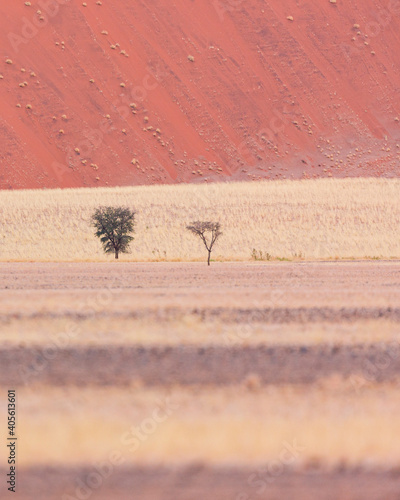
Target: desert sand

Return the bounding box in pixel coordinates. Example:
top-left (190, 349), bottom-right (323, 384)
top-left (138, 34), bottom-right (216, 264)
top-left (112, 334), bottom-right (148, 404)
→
top-left (1, 262), bottom-right (400, 499)
top-left (1, 1), bottom-right (400, 189)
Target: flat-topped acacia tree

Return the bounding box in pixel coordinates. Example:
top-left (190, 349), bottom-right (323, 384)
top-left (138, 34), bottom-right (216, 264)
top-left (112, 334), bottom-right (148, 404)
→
top-left (186, 221), bottom-right (222, 266)
top-left (92, 206), bottom-right (136, 259)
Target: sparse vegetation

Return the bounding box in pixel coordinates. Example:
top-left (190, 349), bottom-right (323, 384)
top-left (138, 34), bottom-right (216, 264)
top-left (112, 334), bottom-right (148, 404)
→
top-left (0, 179), bottom-right (399, 262)
top-left (186, 221), bottom-right (222, 265)
top-left (91, 206), bottom-right (136, 259)
top-left (251, 249), bottom-right (272, 261)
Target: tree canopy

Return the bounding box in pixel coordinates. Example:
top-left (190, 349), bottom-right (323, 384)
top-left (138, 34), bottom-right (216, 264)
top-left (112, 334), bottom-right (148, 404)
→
top-left (92, 206), bottom-right (136, 259)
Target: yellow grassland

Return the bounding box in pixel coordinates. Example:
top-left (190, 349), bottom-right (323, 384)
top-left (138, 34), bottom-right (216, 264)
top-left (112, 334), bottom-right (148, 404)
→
top-left (0, 178), bottom-right (399, 261)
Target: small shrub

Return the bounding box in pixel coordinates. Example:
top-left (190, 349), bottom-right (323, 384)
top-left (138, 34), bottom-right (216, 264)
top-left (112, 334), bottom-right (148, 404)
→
top-left (251, 249), bottom-right (272, 261)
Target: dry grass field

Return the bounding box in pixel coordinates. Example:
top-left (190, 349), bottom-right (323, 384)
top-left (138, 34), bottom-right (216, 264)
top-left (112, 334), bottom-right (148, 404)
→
top-left (1, 178), bottom-right (400, 261)
top-left (1, 261), bottom-right (400, 499)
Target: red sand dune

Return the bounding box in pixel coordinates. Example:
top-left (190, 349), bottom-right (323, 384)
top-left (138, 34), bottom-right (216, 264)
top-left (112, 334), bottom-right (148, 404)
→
top-left (1, 0), bottom-right (400, 189)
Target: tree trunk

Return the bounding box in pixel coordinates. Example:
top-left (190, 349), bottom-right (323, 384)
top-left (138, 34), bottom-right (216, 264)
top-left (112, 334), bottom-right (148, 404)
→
top-left (115, 249), bottom-right (119, 259)
top-left (207, 250), bottom-right (211, 266)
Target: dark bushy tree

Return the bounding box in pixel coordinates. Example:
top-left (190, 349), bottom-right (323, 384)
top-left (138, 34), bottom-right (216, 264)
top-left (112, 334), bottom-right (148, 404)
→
top-left (186, 221), bottom-right (222, 266)
top-left (92, 206), bottom-right (135, 259)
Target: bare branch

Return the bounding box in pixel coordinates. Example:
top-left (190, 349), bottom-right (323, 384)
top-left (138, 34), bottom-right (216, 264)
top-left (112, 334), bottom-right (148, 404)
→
top-left (186, 221), bottom-right (222, 265)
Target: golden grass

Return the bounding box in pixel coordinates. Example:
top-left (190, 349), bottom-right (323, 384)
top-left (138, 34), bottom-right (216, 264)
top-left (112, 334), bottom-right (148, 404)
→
top-left (0, 178), bottom-right (400, 261)
top-left (7, 382), bottom-right (400, 466)
top-left (2, 317), bottom-right (400, 347)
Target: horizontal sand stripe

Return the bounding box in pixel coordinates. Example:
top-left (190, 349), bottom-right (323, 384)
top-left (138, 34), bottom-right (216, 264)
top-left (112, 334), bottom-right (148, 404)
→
top-left (2, 466), bottom-right (400, 500)
top-left (2, 306), bottom-right (400, 323)
top-left (3, 383), bottom-right (400, 467)
top-left (1, 343), bottom-right (400, 386)
top-left (2, 318), bottom-right (400, 347)
top-left (1, 262), bottom-right (400, 315)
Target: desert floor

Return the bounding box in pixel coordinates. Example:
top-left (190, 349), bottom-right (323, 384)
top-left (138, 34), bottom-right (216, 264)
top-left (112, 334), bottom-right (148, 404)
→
top-left (1, 262), bottom-right (400, 499)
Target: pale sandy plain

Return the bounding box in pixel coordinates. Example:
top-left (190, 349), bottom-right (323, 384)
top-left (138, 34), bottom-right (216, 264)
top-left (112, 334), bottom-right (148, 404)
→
top-left (1, 262), bottom-right (400, 499)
